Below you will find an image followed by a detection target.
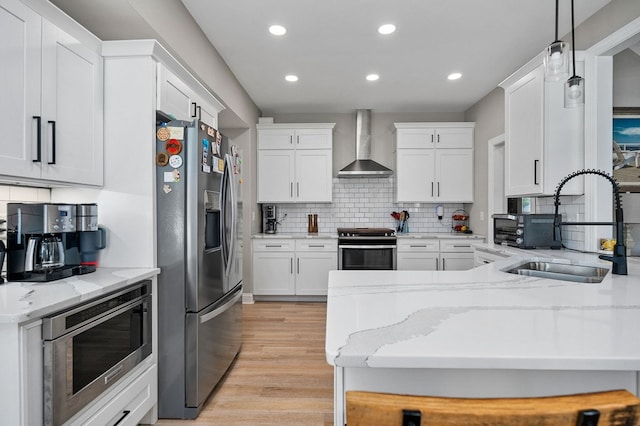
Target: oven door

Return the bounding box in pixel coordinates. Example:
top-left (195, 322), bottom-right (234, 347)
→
top-left (338, 241), bottom-right (397, 270)
top-left (43, 286), bottom-right (152, 426)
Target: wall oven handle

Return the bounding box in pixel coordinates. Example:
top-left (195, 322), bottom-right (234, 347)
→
top-left (104, 364), bottom-right (124, 385)
top-left (339, 244), bottom-right (397, 249)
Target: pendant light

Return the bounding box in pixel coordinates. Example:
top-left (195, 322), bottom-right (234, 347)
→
top-left (543, 0), bottom-right (570, 81)
top-left (564, 0), bottom-right (584, 107)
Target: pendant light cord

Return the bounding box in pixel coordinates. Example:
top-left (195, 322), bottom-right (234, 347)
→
top-left (571, 0), bottom-right (576, 77)
top-left (555, 0), bottom-right (560, 41)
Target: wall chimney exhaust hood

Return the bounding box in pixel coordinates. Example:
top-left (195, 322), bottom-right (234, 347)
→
top-left (338, 109), bottom-right (393, 178)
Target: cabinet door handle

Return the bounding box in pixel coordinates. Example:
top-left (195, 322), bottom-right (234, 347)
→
top-left (437, 182), bottom-right (440, 197)
top-left (534, 159), bottom-right (539, 185)
top-left (191, 102), bottom-right (197, 118)
top-left (196, 105), bottom-right (202, 120)
top-left (297, 257), bottom-right (300, 274)
top-left (442, 258), bottom-right (446, 270)
top-left (430, 134), bottom-right (434, 143)
top-left (32, 116), bottom-right (42, 163)
top-left (437, 134), bottom-right (440, 143)
top-left (290, 182), bottom-right (293, 197)
top-left (296, 135), bottom-right (300, 144)
top-left (297, 182), bottom-right (300, 197)
top-left (431, 182), bottom-right (434, 196)
top-left (435, 258), bottom-right (439, 270)
top-left (113, 410), bottom-right (131, 426)
top-left (290, 135), bottom-right (293, 144)
top-left (48, 120), bottom-right (56, 165)
top-left (290, 257), bottom-right (293, 274)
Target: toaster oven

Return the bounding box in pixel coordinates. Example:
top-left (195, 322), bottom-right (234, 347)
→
top-left (493, 214), bottom-right (561, 249)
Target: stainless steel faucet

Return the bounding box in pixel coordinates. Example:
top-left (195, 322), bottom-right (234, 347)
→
top-left (553, 169), bottom-right (628, 275)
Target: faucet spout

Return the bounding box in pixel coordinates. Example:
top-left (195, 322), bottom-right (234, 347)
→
top-left (553, 169), bottom-right (627, 275)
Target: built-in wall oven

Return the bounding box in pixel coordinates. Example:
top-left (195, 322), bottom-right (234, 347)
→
top-left (338, 228), bottom-right (397, 270)
top-left (43, 280), bottom-right (152, 426)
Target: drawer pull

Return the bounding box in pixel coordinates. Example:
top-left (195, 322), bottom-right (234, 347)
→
top-left (308, 244), bottom-right (325, 248)
top-left (265, 244), bottom-right (282, 248)
top-left (113, 410), bottom-right (131, 426)
top-left (453, 245), bottom-right (471, 248)
top-left (410, 244), bottom-right (427, 248)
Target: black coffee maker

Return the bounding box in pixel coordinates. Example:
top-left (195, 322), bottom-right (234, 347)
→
top-left (6, 203), bottom-right (102, 282)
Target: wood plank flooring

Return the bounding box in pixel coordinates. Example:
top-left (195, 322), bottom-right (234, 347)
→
top-left (155, 302), bottom-right (334, 426)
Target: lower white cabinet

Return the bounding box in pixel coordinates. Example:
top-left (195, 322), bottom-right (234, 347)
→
top-left (397, 238), bottom-right (483, 271)
top-left (252, 238), bottom-right (337, 296)
top-left (396, 240), bottom-right (440, 271)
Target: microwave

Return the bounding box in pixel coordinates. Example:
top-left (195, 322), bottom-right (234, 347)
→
top-left (493, 214), bottom-right (561, 249)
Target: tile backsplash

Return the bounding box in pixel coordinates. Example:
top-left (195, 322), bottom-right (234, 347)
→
top-left (274, 178), bottom-right (465, 234)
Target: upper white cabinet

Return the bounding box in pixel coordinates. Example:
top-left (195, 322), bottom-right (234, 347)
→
top-left (257, 123), bottom-right (335, 203)
top-left (499, 53), bottom-right (584, 196)
top-left (0, 0), bottom-right (103, 186)
top-left (394, 123), bottom-right (475, 203)
top-left (157, 64), bottom-right (218, 128)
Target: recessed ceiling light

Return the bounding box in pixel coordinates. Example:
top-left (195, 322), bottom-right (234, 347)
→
top-left (366, 74), bottom-right (380, 81)
top-left (378, 24), bottom-right (396, 35)
top-left (285, 75), bottom-right (298, 82)
top-left (269, 25), bottom-right (287, 36)
top-left (448, 72), bottom-right (462, 80)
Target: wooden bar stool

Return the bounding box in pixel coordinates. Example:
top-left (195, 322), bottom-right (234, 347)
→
top-left (346, 390), bottom-right (640, 426)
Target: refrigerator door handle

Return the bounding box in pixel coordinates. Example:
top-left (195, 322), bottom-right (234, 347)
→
top-left (223, 154), bottom-right (236, 277)
top-left (199, 288), bottom-right (242, 324)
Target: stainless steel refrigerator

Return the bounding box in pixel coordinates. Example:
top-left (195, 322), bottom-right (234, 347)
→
top-left (155, 118), bottom-right (243, 419)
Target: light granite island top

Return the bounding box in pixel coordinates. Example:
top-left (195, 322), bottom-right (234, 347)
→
top-left (325, 252), bottom-right (640, 425)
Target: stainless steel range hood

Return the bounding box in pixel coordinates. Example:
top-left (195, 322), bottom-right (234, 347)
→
top-left (338, 109), bottom-right (393, 178)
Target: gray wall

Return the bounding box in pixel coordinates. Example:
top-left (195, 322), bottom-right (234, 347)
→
top-left (463, 88), bottom-right (504, 236)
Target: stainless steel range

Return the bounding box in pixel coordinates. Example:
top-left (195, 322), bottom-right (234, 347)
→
top-left (337, 227), bottom-right (396, 270)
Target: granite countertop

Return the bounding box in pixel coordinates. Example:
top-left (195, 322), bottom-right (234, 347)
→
top-left (326, 250), bottom-right (640, 371)
top-left (0, 267), bottom-right (160, 324)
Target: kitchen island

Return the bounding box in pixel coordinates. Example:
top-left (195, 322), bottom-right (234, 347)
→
top-left (325, 252), bottom-right (640, 425)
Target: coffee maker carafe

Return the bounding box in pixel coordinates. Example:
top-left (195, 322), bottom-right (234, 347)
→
top-left (25, 235), bottom-right (65, 271)
top-left (6, 203), bottom-right (84, 282)
top-left (262, 204), bottom-right (278, 234)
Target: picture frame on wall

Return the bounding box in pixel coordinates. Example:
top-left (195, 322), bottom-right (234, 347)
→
top-left (612, 107), bottom-right (640, 192)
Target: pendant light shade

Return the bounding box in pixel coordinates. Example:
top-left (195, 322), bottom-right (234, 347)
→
top-left (544, 0), bottom-right (570, 81)
top-left (564, 0), bottom-right (584, 108)
top-left (564, 75), bottom-right (584, 107)
top-left (544, 41), bottom-right (570, 81)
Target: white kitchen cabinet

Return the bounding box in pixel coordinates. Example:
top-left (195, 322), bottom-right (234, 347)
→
top-left (500, 54), bottom-right (584, 196)
top-left (252, 239), bottom-right (296, 295)
top-left (157, 64), bottom-right (218, 128)
top-left (252, 238), bottom-right (337, 296)
top-left (295, 240), bottom-right (337, 296)
top-left (439, 238), bottom-right (480, 271)
top-left (397, 238), bottom-right (483, 271)
top-left (394, 123), bottom-right (474, 203)
top-left (396, 239), bottom-right (439, 271)
top-left (257, 123), bottom-right (335, 203)
top-left (0, 0), bottom-right (103, 186)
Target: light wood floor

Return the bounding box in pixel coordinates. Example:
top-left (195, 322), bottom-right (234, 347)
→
top-left (155, 302), bottom-right (334, 426)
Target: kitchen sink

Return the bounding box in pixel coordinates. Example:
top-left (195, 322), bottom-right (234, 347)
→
top-left (502, 260), bottom-right (609, 283)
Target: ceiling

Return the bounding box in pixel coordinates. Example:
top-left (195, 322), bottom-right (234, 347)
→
top-left (180, 0), bottom-right (611, 114)
top-left (51, 0), bottom-right (612, 115)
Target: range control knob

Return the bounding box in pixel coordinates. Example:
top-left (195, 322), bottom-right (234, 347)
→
top-left (516, 237), bottom-right (523, 245)
top-left (515, 228), bottom-right (524, 236)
